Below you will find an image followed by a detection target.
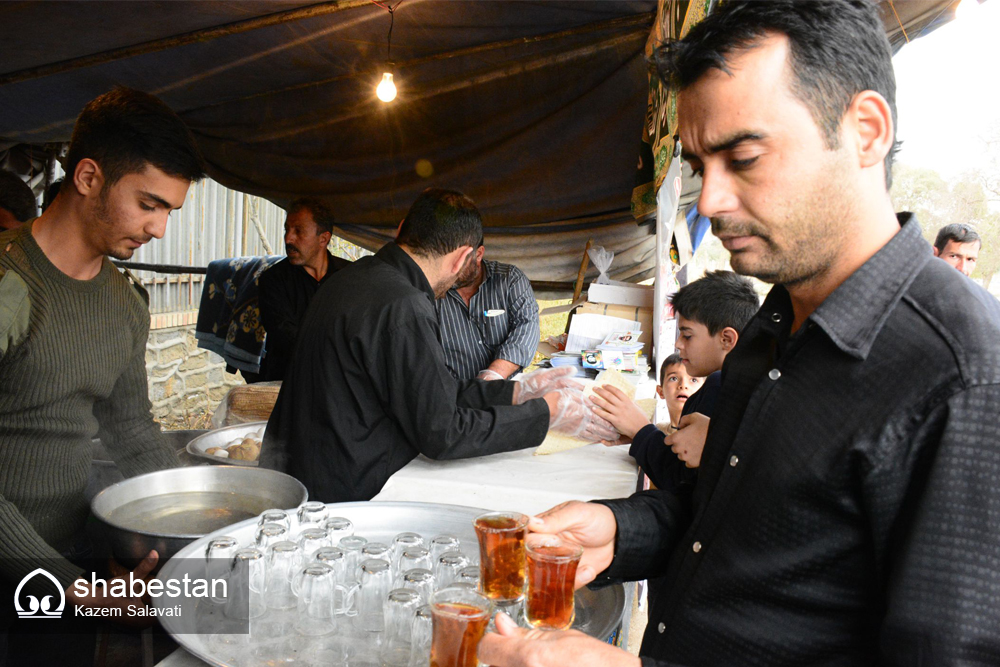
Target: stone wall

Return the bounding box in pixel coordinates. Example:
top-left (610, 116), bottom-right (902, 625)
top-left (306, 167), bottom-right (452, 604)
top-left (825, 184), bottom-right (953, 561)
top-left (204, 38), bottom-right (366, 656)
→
top-left (145, 325), bottom-right (244, 426)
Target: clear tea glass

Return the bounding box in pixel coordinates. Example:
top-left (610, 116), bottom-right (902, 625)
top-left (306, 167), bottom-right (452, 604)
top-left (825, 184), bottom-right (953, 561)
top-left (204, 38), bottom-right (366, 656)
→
top-left (474, 511), bottom-right (528, 603)
top-left (524, 538), bottom-right (582, 630)
top-left (430, 587), bottom-right (492, 667)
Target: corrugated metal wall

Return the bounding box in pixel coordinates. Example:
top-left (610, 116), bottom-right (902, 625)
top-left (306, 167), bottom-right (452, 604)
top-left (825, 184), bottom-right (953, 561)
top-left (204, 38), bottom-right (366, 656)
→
top-left (129, 179), bottom-right (369, 315)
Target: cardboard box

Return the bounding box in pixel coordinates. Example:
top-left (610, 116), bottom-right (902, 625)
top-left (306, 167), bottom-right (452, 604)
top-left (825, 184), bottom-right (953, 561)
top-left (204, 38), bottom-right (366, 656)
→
top-left (587, 281), bottom-right (654, 308)
top-left (578, 303), bottom-right (653, 359)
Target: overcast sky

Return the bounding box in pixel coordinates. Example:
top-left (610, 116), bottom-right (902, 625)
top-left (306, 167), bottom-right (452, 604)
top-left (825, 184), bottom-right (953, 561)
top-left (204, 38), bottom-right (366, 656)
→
top-left (893, 0), bottom-right (1000, 179)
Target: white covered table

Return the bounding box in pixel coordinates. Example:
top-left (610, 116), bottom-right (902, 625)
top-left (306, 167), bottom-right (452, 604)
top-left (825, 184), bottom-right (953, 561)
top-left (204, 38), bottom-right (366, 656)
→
top-left (372, 442), bottom-right (639, 516)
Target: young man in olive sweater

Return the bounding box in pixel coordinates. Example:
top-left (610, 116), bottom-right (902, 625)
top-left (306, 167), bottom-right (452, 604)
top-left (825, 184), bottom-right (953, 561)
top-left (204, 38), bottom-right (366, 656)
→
top-left (0, 87), bottom-right (205, 662)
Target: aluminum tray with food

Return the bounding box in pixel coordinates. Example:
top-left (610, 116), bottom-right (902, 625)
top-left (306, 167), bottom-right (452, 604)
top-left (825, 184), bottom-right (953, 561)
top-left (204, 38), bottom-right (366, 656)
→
top-left (186, 422), bottom-right (267, 466)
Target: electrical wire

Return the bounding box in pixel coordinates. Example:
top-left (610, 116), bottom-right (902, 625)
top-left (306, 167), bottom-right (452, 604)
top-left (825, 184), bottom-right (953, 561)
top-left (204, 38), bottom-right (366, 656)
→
top-left (370, 0), bottom-right (404, 60)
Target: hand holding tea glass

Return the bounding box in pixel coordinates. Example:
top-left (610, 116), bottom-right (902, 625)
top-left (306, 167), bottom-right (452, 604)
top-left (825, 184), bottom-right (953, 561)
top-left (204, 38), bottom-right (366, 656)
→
top-left (525, 501), bottom-right (618, 589)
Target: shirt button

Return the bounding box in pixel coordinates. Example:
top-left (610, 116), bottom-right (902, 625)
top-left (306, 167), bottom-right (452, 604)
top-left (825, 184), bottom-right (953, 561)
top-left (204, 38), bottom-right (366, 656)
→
top-left (768, 368), bottom-right (781, 380)
top-left (729, 455), bottom-right (739, 467)
top-left (657, 622), bottom-right (666, 633)
top-left (771, 312), bottom-right (782, 323)
top-left (692, 541), bottom-right (702, 553)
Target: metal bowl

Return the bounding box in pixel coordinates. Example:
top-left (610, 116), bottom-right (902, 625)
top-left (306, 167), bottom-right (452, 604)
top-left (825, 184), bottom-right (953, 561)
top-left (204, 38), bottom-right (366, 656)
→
top-left (91, 466), bottom-right (307, 567)
top-left (185, 422), bottom-right (266, 466)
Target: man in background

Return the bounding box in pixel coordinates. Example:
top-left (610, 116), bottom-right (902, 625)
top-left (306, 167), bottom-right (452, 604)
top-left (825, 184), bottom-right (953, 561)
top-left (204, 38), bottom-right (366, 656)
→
top-left (933, 222), bottom-right (980, 276)
top-left (0, 170), bottom-right (36, 231)
top-left (437, 239), bottom-right (539, 380)
top-left (258, 198), bottom-right (351, 381)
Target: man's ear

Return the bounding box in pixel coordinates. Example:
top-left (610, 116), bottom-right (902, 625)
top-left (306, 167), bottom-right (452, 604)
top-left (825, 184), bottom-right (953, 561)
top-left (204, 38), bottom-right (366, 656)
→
top-left (319, 231), bottom-right (332, 247)
top-left (932, 246), bottom-right (941, 258)
top-left (73, 158), bottom-right (103, 198)
top-left (719, 327), bottom-right (739, 352)
top-left (475, 245), bottom-right (485, 263)
top-left (447, 245), bottom-right (474, 275)
top-left (846, 90), bottom-right (894, 174)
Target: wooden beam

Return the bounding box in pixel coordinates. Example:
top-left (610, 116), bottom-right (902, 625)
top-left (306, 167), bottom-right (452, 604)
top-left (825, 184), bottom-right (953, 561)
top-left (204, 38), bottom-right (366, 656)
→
top-left (0, 1), bottom-right (373, 87)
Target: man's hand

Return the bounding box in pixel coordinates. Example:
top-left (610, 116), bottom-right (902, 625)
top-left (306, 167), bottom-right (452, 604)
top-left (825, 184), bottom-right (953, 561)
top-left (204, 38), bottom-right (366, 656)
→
top-left (478, 611), bottom-right (641, 667)
top-left (513, 367), bottom-right (583, 404)
top-left (589, 385), bottom-right (652, 439)
top-left (528, 501), bottom-right (617, 588)
top-left (478, 369), bottom-right (505, 381)
top-left (65, 550), bottom-right (160, 628)
top-left (665, 412), bottom-right (710, 468)
top-left (544, 389), bottom-right (617, 442)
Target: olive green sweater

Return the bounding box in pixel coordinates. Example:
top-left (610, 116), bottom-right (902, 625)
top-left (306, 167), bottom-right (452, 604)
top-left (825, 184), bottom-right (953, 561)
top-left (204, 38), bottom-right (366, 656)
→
top-left (0, 223), bottom-right (176, 591)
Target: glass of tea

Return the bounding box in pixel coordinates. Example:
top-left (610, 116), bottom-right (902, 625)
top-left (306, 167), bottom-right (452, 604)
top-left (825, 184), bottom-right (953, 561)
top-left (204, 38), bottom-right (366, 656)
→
top-left (524, 537), bottom-right (583, 630)
top-left (474, 511), bottom-right (529, 603)
top-left (430, 587), bottom-right (492, 667)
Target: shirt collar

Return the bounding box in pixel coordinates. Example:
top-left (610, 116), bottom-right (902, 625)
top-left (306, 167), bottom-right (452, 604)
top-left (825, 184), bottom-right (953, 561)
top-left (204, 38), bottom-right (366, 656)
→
top-left (807, 212), bottom-right (930, 360)
top-left (296, 250), bottom-right (335, 282)
top-left (375, 242), bottom-right (435, 301)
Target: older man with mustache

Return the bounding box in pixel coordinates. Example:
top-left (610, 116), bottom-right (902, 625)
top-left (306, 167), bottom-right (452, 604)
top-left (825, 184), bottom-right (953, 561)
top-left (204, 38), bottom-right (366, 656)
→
top-left (258, 198), bottom-right (352, 381)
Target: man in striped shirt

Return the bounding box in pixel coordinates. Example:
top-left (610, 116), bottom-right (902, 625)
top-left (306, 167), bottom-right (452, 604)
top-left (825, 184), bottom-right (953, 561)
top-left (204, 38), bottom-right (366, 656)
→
top-left (436, 241), bottom-right (540, 380)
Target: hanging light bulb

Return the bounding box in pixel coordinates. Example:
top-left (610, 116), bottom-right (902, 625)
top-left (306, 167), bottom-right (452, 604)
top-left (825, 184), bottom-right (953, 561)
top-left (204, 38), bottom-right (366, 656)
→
top-left (376, 71), bottom-right (397, 103)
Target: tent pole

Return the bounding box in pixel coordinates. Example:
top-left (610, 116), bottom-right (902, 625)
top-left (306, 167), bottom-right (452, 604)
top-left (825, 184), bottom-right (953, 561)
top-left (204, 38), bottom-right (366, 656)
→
top-left (0, 1), bottom-right (373, 87)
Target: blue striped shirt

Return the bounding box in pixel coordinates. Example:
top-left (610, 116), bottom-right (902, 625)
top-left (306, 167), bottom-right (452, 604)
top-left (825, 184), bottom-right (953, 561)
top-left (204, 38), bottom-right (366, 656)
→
top-left (436, 260), bottom-right (540, 380)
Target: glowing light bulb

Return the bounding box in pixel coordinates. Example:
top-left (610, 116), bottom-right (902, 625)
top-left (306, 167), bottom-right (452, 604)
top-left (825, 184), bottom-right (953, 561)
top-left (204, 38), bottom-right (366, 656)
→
top-left (376, 72), bottom-right (397, 102)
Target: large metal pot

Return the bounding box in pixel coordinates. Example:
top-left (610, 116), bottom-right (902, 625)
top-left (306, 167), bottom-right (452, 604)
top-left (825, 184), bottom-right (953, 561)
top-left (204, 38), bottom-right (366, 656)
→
top-left (91, 466), bottom-right (307, 567)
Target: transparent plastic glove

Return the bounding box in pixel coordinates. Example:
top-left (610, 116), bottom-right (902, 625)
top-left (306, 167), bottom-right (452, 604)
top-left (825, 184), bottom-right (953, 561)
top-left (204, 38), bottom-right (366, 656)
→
top-left (512, 367), bottom-right (582, 405)
top-left (587, 246), bottom-right (615, 285)
top-left (478, 369), bottom-right (505, 381)
top-left (548, 389), bottom-right (619, 441)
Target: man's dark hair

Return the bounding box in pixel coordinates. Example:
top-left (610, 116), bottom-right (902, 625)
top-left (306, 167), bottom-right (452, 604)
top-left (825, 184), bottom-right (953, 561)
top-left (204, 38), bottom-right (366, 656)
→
top-left (659, 352), bottom-right (684, 385)
top-left (0, 171), bottom-right (37, 222)
top-left (396, 188), bottom-right (482, 257)
top-left (654, 0), bottom-right (899, 189)
top-left (65, 86), bottom-right (206, 187)
top-left (671, 270), bottom-right (759, 336)
top-left (287, 198), bottom-right (335, 236)
top-left (934, 223), bottom-right (981, 252)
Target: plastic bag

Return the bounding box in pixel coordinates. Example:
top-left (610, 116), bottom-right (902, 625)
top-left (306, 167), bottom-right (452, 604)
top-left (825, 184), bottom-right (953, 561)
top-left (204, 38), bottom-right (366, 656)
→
top-left (588, 246), bottom-right (614, 285)
top-left (211, 381), bottom-right (282, 427)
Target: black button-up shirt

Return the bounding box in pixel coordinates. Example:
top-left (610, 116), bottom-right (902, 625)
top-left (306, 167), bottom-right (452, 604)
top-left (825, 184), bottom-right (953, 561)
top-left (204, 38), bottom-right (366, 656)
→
top-left (600, 215), bottom-right (1000, 665)
top-left (257, 251), bottom-right (351, 381)
top-left (260, 243), bottom-right (550, 502)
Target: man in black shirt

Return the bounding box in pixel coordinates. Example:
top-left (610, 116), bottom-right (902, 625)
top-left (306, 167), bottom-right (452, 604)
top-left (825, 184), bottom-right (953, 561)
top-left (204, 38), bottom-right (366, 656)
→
top-left (261, 188), bottom-right (612, 501)
top-left (258, 198), bottom-right (351, 381)
top-left (480, 2), bottom-right (1000, 666)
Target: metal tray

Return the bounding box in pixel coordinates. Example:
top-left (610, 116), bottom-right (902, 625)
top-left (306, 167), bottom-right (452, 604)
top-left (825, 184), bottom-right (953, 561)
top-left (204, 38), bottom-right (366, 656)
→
top-left (156, 501), bottom-right (626, 666)
top-left (185, 422), bottom-right (267, 467)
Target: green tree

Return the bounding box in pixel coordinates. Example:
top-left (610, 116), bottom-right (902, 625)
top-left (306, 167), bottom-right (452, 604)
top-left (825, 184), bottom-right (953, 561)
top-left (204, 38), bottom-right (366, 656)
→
top-left (890, 163), bottom-right (950, 243)
top-left (892, 163), bottom-right (1000, 290)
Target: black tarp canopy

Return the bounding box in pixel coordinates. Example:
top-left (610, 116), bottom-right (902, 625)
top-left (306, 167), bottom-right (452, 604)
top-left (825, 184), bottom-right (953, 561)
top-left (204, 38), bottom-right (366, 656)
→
top-left (0, 0), bottom-right (964, 284)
